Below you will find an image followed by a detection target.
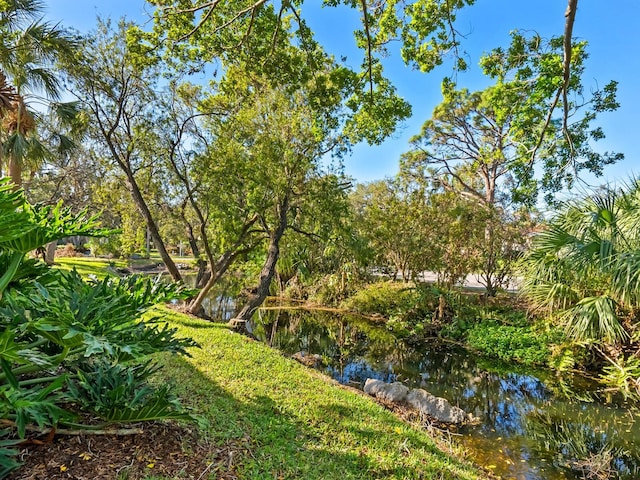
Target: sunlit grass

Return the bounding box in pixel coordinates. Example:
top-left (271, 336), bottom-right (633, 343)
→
top-left (152, 306), bottom-right (481, 479)
top-left (54, 257), bottom-right (126, 278)
top-left (55, 255), bottom-right (198, 279)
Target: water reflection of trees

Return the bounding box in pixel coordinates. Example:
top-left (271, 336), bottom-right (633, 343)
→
top-left (252, 308), bottom-right (403, 365)
top-left (250, 307), bottom-right (640, 479)
top-left (526, 411), bottom-right (640, 479)
top-left (251, 308), bottom-right (553, 435)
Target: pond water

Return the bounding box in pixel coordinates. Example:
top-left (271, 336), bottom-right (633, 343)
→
top-left (245, 306), bottom-right (640, 480)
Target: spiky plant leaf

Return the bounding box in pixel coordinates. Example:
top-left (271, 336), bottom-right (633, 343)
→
top-left (562, 296), bottom-right (627, 344)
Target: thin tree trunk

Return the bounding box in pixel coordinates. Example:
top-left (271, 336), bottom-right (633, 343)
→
top-left (44, 241), bottom-right (57, 265)
top-left (187, 246), bottom-right (250, 316)
top-left (123, 173), bottom-right (183, 283)
top-left (185, 223), bottom-right (207, 287)
top-left (187, 268), bottom-right (223, 318)
top-left (187, 215), bottom-right (260, 316)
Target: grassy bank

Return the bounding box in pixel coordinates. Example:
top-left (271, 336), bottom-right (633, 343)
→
top-left (152, 306), bottom-right (482, 479)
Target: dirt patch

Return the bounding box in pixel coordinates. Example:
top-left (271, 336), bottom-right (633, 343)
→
top-left (9, 422), bottom-right (243, 480)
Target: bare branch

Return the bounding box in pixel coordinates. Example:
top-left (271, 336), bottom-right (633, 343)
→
top-left (562, 0), bottom-right (578, 153)
top-left (360, 0), bottom-right (375, 99)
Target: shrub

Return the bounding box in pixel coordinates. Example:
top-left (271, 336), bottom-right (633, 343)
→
top-left (55, 243), bottom-right (77, 257)
top-left (341, 281), bottom-right (419, 317)
top-left (0, 180), bottom-right (196, 475)
top-left (466, 321), bottom-right (564, 366)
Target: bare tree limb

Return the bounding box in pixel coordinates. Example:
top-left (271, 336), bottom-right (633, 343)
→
top-left (360, 0), bottom-right (375, 99)
top-left (0, 420), bottom-right (143, 436)
top-left (562, 0), bottom-right (578, 153)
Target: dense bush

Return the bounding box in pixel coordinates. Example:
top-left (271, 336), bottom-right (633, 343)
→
top-left (466, 321), bottom-right (564, 366)
top-left (340, 281), bottom-right (420, 317)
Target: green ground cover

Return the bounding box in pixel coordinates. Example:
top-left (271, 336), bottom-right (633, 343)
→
top-left (152, 306), bottom-right (482, 479)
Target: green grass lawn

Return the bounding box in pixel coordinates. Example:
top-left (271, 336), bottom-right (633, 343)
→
top-left (55, 254), bottom-right (196, 279)
top-left (54, 257), bottom-right (127, 278)
top-left (152, 306), bottom-right (482, 479)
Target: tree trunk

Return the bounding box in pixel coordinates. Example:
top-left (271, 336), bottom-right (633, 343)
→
top-left (229, 199), bottom-right (289, 327)
top-left (187, 268), bottom-right (222, 318)
top-left (229, 232), bottom-right (282, 326)
top-left (187, 249), bottom-right (241, 317)
top-left (44, 241), bottom-right (57, 265)
top-left (185, 223), bottom-right (207, 288)
top-left (8, 158), bottom-right (21, 188)
top-left (123, 173), bottom-right (183, 283)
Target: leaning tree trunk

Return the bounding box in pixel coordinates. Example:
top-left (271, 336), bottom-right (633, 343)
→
top-left (123, 172), bottom-right (183, 283)
top-left (187, 253), bottom-right (233, 317)
top-left (229, 232), bottom-right (282, 326)
top-left (229, 200), bottom-right (289, 328)
top-left (187, 215), bottom-right (260, 316)
top-left (185, 223), bottom-right (208, 288)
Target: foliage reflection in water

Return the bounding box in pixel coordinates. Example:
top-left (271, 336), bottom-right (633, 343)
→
top-left (247, 306), bottom-right (640, 480)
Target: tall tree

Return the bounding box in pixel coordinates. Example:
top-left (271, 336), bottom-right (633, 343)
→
top-left (400, 31), bottom-right (620, 295)
top-left (402, 32), bottom-right (622, 208)
top-left (192, 56), bottom-right (352, 323)
top-left (63, 20), bottom-right (183, 281)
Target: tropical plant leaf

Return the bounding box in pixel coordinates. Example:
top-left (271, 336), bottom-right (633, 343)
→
top-left (563, 296), bottom-right (627, 344)
top-left (103, 388), bottom-right (194, 423)
top-left (0, 429), bottom-right (22, 478)
top-left (3, 375), bottom-right (74, 438)
top-left (66, 360), bottom-right (193, 423)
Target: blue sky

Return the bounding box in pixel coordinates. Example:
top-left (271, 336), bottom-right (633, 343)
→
top-left (46, 0), bottom-right (639, 189)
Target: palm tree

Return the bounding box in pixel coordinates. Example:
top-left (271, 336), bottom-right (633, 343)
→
top-left (0, 0), bottom-right (78, 186)
top-left (521, 179), bottom-right (640, 344)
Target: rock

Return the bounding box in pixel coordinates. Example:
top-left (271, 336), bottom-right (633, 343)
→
top-left (291, 351), bottom-right (323, 368)
top-left (363, 379), bottom-right (409, 403)
top-left (363, 378), bottom-right (472, 425)
top-left (406, 388), bottom-right (467, 424)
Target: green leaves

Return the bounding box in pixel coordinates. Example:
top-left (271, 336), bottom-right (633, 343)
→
top-left (562, 296), bottom-right (626, 344)
top-left (4, 201), bottom-right (113, 254)
top-left (522, 180), bottom-right (640, 345)
top-left (0, 180), bottom-right (113, 299)
top-left (2, 270), bottom-right (198, 361)
top-left (0, 179), bottom-right (32, 244)
top-left (0, 429), bottom-right (22, 477)
top-left (406, 30), bottom-right (622, 208)
top-left (66, 360), bottom-right (193, 423)
top-left (0, 192), bottom-right (197, 475)
top-left (0, 376), bottom-right (74, 438)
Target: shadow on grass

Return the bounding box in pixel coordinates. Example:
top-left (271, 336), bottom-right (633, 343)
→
top-left (158, 352), bottom-right (476, 480)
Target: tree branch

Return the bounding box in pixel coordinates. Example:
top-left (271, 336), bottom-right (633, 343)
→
top-left (360, 0), bottom-right (375, 99)
top-left (562, 0), bottom-right (578, 153)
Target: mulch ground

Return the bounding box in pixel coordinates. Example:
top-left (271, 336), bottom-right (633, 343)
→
top-left (9, 422), bottom-right (244, 480)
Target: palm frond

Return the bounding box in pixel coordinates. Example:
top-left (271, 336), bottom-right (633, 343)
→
top-left (609, 250), bottom-right (640, 307)
top-left (562, 296), bottom-right (627, 344)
